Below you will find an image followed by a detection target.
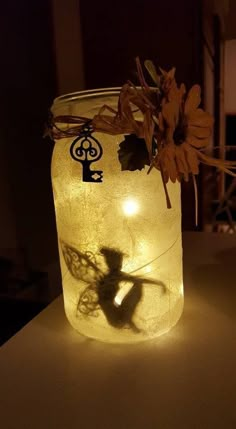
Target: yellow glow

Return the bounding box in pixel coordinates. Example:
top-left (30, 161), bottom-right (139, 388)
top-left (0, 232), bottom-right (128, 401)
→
top-left (122, 198), bottom-right (139, 216)
top-left (51, 91), bottom-right (184, 344)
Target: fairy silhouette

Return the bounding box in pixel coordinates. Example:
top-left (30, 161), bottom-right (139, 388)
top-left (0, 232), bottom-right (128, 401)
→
top-left (61, 241), bottom-right (166, 333)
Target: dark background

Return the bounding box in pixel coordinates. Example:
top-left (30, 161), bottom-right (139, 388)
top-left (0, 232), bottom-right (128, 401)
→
top-left (0, 0), bottom-right (57, 344)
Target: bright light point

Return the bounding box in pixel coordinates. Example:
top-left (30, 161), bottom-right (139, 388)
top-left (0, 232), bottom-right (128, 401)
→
top-left (114, 295), bottom-right (122, 307)
top-left (122, 198), bottom-right (139, 216)
top-left (114, 281), bottom-right (134, 307)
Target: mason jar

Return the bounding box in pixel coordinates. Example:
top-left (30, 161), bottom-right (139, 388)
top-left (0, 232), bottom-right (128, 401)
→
top-left (51, 88), bottom-right (184, 343)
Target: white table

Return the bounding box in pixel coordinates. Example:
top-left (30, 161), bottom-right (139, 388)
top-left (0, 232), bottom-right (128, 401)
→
top-left (1, 233), bottom-right (236, 429)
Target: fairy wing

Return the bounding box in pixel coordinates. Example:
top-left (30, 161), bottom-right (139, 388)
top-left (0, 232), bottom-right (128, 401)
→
top-left (60, 241), bottom-right (103, 284)
top-left (77, 284), bottom-right (100, 316)
top-left (61, 241), bottom-right (103, 317)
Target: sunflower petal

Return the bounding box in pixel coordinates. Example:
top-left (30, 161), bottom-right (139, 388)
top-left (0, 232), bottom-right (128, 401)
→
top-left (187, 126), bottom-right (211, 139)
top-left (184, 85), bottom-right (201, 114)
top-left (187, 109), bottom-right (214, 128)
top-left (186, 135), bottom-right (209, 148)
top-left (175, 146), bottom-right (189, 181)
top-left (159, 67), bottom-right (176, 81)
top-left (159, 67), bottom-right (166, 76)
top-left (167, 156), bottom-right (177, 182)
top-left (160, 144), bottom-right (177, 183)
top-left (168, 67), bottom-right (176, 79)
top-left (182, 143), bottom-right (199, 175)
top-left (180, 83), bottom-right (186, 98)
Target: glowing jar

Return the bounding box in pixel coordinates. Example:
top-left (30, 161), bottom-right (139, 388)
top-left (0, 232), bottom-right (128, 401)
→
top-left (51, 89), bottom-right (184, 343)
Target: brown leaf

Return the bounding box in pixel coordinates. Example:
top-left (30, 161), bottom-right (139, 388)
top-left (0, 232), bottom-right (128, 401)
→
top-left (118, 134), bottom-right (150, 171)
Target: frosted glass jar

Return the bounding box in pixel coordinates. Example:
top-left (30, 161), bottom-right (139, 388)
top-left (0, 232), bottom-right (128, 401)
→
top-left (51, 89), bottom-right (184, 344)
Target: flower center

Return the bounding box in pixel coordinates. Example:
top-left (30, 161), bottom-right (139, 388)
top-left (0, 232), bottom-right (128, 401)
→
top-left (173, 119), bottom-right (186, 146)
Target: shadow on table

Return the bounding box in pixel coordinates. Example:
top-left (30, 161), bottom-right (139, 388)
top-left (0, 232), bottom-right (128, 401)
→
top-left (190, 246), bottom-right (236, 321)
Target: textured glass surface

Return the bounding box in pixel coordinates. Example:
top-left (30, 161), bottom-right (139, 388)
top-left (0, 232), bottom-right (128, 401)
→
top-left (51, 90), bottom-right (184, 343)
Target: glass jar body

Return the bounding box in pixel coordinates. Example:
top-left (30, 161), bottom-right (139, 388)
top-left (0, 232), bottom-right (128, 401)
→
top-left (51, 89), bottom-right (184, 343)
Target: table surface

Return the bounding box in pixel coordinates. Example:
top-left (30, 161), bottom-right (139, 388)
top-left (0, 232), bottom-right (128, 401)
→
top-left (1, 232), bottom-right (236, 429)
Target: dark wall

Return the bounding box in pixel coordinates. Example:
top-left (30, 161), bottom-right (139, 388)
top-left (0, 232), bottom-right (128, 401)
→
top-left (0, 1), bottom-right (58, 272)
top-left (80, 0), bottom-right (202, 90)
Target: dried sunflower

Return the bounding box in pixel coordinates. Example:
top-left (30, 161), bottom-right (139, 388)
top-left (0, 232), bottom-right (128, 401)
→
top-left (154, 84), bottom-right (214, 183)
top-left (51, 57), bottom-right (236, 213)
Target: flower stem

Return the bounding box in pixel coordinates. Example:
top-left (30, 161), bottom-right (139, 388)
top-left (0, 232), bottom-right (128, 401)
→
top-left (192, 174), bottom-right (198, 227)
top-left (160, 166), bottom-right (172, 209)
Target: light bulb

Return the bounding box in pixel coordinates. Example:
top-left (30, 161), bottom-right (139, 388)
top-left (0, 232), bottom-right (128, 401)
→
top-left (122, 198), bottom-right (139, 216)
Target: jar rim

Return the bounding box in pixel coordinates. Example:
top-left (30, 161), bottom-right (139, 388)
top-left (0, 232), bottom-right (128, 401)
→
top-left (53, 87), bottom-right (122, 107)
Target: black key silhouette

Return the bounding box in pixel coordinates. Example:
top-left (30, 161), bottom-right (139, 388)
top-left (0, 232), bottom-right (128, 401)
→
top-left (70, 123), bottom-right (103, 182)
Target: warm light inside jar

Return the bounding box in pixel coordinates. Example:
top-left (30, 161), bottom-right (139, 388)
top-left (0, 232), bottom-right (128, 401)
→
top-left (122, 198), bottom-right (140, 216)
top-left (51, 89), bottom-right (184, 344)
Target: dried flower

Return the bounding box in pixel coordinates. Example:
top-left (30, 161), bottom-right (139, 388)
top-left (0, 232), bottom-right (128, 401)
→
top-left (154, 84), bottom-right (214, 183)
top-left (50, 57), bottom-right (236, 211)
